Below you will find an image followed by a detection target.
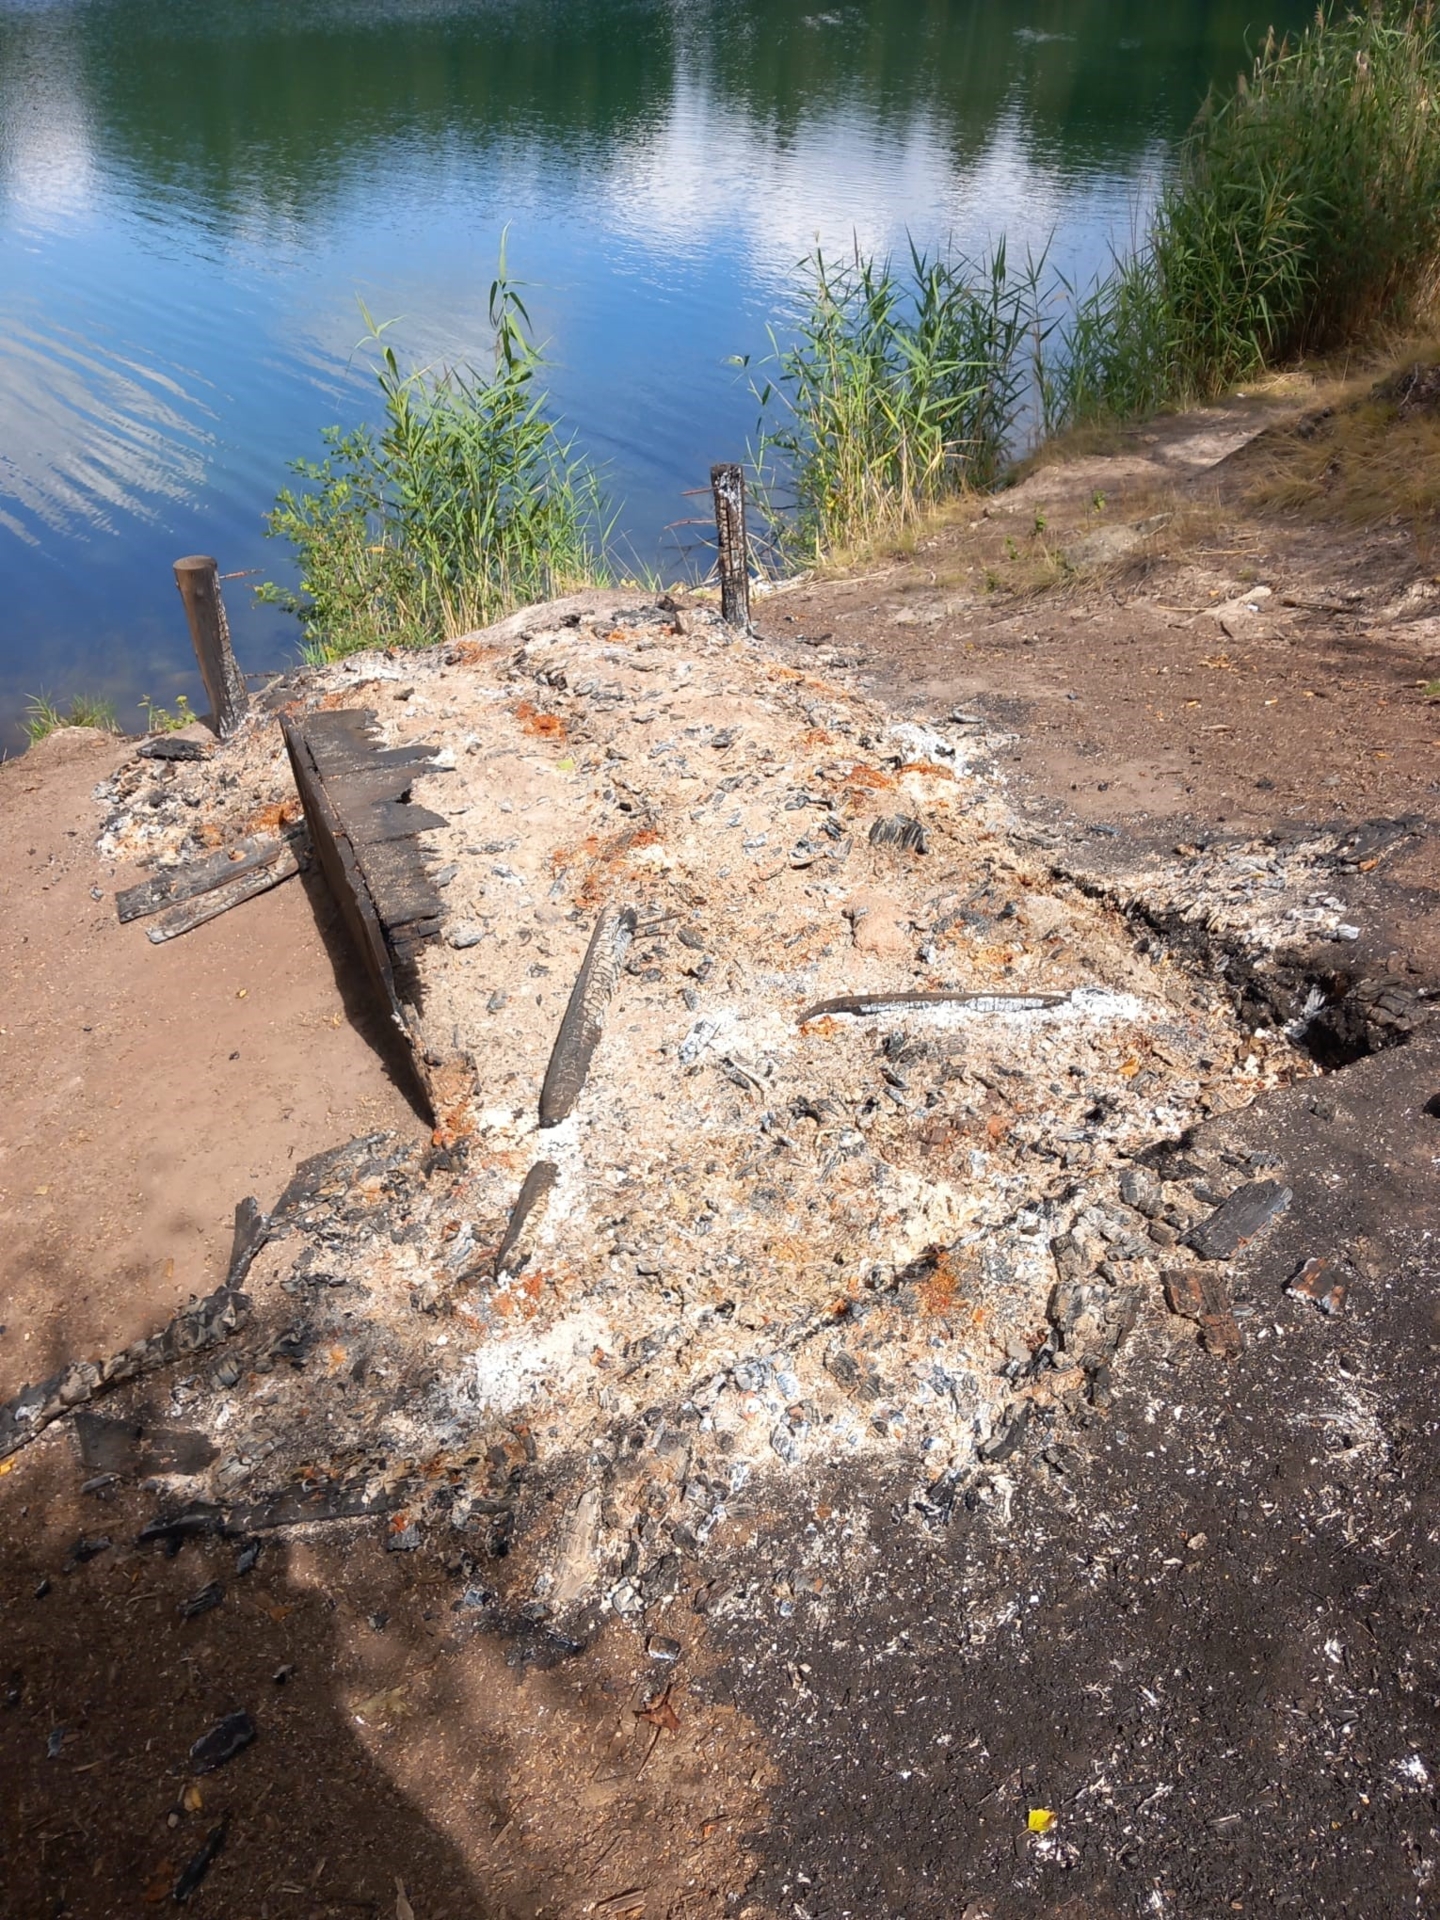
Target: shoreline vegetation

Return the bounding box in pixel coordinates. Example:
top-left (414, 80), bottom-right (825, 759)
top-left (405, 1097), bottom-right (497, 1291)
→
top-left (25, 1), bottom-right (1440, 714)
top-left (257, 1), bottom-right (1439, 662)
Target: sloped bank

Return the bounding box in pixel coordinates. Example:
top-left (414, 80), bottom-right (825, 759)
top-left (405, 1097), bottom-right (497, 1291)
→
top-left (2, 591), bottom-right (1345, 1628)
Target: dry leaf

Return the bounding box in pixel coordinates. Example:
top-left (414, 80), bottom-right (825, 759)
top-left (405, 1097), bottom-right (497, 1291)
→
top-left (356, 1684), bottom-right (412, 1724)
top-left (395, 1875), bottom-right (415, 1920)
top-left (635, 1688), bottom-right (680, 1735)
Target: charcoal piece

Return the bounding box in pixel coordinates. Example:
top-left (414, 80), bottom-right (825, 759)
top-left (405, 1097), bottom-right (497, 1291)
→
top-left (189, 1710), bottom-right (255, 1774)
top-left (139, 1503), bottom-right (225, 1551)
top-left (539, 904), bottom-right (637, 1125)
top-left (173, 1822), bottom-right (227, 1903)
top-left (1185, 1179), bottom-right (1292, 1260)
top-left (494, 1161), bottom-right (559, 1278)
top-left (1287, 1256), bottom-right (1349, 1315)
top-left (136, 736), bottom-right (210, 762)
top-left (1163, 1268), bottom-right (1244, 1358)
top-left (978, 1400), bottom-right (1031, 1463)
top-left (227, 1196), bottom-right (270, 1288)
top-left (1119, 1164), bottom-right (1164, 1218)
top-left (68, 1535), bottom-right (112, 1565)
top-left (868, 814), bottom-right (929, 853)
top-left (179, 1581), bottom-right (224, 1620)
top-left (235, 1538), bottom-right (261, 1576)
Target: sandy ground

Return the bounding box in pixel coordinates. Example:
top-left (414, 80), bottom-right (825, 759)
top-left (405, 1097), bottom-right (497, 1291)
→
top-left (2, 384), bottom-right (1438, 1920)
top-left (0, 726), bottom-right (423, 1402)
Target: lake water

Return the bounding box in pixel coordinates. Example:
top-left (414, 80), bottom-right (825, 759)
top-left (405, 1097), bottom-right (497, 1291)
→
top-left (0, 0), bottom-right (1306, 745)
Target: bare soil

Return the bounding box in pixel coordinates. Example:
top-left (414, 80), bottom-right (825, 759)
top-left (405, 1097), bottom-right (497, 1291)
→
top-left (2, 385), bottom-right (1438, 1920)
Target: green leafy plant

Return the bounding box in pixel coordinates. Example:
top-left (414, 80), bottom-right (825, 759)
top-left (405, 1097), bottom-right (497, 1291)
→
top-left (261, 247), bottom-right (612, 663)
top-left (138, 693), bottom-right (195, 734)
top-left (23, 692), bottom-right (117, 744)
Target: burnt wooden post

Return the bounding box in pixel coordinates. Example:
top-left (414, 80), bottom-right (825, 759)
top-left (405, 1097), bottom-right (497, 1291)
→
top-left (173, 555), bottom-right (249, 737)
top-left (710, 462), bottom-right (750, 630)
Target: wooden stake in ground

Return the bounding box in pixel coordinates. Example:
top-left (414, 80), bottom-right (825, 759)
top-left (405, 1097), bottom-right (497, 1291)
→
top-left (710, 463), bottom-right (750, 630)
top-left (173, 555), bottom-right (249, 737)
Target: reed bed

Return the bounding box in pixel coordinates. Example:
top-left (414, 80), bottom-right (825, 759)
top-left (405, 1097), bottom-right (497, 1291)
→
top-left (758, 3), bottom-right (1440, 561)
top-left (265, 8), bottom-right (1440, 617)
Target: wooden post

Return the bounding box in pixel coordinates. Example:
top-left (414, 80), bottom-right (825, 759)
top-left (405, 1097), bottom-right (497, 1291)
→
top-left (710, 463), bottom-right (750, 630)
top-left (173, 555), bottom-right (249, 737)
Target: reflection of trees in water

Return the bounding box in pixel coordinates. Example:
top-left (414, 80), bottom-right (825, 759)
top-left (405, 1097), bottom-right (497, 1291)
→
top-left (11, 0), bottom-right (1311, 223)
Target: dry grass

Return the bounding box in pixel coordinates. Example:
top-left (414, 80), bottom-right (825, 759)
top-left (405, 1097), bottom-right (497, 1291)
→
top-left (1238, 341), bottom-right (1440, 559)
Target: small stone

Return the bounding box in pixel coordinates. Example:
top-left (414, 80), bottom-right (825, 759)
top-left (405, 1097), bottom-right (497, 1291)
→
top-left (447, 923), bottom-right (484, 950)
top-left (844, 889), bottom-right (908, 957)
top-left (189, 1710), bottom-right (256, 1774)
top-left (486, 990), bottom-right (509, 1012)
top-left (387, 1522), bottom-right (422, 1553)
top-left (433, 862), bottom-right (459, 889)
top-left (1148, 1219), bottom-right (1180, 1248)
top-left (647, 1634), bottom-right (682, 1663)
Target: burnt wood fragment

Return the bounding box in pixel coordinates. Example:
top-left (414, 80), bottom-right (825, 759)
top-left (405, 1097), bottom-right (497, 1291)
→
top-left (144, 843), bottom-right (304, 942)
top-left (1185, 1178), bottom-right (1292, 1260)
top-left (494, 1160), bottom-right (560, 1277)
top-left (539, 905), bottom-right (637, 1126)
top-left (116, 830), bottom-right (303, 924)
top-left (798, 989), bottom-right (1068, 1023)
top-left (0, 1285), bottom-right (251, 1462)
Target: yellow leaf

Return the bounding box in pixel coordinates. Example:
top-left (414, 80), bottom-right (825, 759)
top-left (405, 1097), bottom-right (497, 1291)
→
top-left (1028, 1808), bottom-right (1055, 1834)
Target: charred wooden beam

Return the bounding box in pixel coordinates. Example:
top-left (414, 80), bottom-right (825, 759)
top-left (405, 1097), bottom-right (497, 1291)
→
top-left (282, 710), bottom-right (448, 1117)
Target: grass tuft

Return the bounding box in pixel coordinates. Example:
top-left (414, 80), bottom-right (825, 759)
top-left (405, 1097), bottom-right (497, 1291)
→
top-left (23, 692), bottom-right (118, 744)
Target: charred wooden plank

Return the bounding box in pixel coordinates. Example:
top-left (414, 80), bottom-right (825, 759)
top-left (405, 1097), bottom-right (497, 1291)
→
top-left (282, 714), bottom-right (406, 1028)
top-left (282, 709), bottom-right (448, 1117)
top-left (539, 905), bottom-right (637, 1126)
top-left (144, 842), bottom-right (303, 942)
top-left (116, 830), bottom-right (302, 924)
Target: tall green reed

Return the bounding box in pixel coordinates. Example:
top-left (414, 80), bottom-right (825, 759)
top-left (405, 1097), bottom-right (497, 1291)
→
top-left (1051, 0), bottom-right (1440, 423)
top-left (748, 240), bottom-right (1045, 562)
top-left (262, 256), bottom-right (611, 663)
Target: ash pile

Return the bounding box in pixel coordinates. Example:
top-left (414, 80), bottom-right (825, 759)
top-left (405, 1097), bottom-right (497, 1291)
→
top-left (68, 596), bottom-right (1316, 1623)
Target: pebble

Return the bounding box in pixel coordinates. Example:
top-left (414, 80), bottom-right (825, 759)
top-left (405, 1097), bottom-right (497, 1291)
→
top-left (447, 924), bottom-right (485, 950)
